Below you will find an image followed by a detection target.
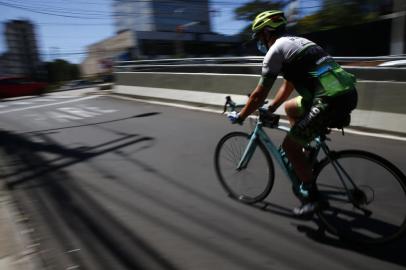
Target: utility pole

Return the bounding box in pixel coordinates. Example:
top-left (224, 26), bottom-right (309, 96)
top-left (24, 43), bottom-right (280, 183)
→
top-left (175, 21), bottom-right (199, 57)
top-left (390, 0), bottom-right (406, 55)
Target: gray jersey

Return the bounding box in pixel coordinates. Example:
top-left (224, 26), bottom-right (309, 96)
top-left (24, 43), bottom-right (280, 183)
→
top-left (261, 36), bottom-right (316, 78)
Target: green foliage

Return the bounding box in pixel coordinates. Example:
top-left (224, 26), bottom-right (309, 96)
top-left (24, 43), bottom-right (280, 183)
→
top-left (234, 0), bottom-right (387, 35)
top-left (296, 0), bottom-right (381, 33)
top-left (233, 0), bottom-right (284, 38)
top-left (45, 59), bottom-right (81, 83)
top-left (234, 0), bottom-right (284, 21)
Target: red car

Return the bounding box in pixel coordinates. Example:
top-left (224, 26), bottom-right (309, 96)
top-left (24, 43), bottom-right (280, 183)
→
top-left (0, 77), bottom-right (48, 98)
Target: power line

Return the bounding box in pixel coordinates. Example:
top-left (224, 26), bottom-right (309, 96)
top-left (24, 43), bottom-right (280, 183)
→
top-left (31, 22), bottom-right (114, 26)
top-left (0, 0), bottom-right (327, 22)
top-left (9, 0), bottom-right (112, 15)
top-left (0, 0), bottom-right (216, 19)
top-left (0, 1), bottom-right (109, 19)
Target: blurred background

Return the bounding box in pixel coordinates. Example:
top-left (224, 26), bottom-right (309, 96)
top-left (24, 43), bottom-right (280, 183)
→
top-left (0, 0), bottom-right (405, 90)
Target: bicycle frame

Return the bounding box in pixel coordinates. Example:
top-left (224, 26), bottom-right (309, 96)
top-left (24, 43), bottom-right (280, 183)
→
top-left (236, 118), bottom-right (302, 188)
top-left (236, 116), bottom-right (360, 201)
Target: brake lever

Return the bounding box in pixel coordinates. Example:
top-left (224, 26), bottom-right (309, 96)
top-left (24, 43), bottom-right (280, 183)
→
top-left (223, 96), bottom-right (236, 114)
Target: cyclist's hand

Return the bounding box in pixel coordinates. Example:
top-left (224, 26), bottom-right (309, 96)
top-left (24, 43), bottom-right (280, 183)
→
top-left (268, 103), bottom-right (277, 114)
top-left (226, 111), bottom-right (243, 125)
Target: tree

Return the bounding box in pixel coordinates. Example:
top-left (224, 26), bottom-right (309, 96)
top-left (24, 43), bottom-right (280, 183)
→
top-left (234, 0), bottom-right (284, 21)
top-left (234, 0), bottom-right (390, 35)
top-left (45, 59), bottom-right (81, 83)
top-left (233, 0), bottom-right (285, 38)
top-left (296, 0), bottom-right (387, 33)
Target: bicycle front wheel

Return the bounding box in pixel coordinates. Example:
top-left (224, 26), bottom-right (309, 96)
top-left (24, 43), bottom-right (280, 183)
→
top-left (315, 150), bottom-right (406, 245)
top-left (214, 132), bottom-right (274, 204)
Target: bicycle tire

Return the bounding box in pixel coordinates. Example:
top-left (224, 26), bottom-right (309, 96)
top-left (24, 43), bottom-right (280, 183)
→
top-left (214, 132), bottom-right (275, 204)
top-left (315, 150), bottom-right (406, 245)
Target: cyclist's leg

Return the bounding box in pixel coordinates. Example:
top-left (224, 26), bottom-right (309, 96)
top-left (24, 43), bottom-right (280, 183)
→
top-left (283, 99), bottom-right (331, 217)
top-left (283, 99), bottom-right (329, 183)
top-left (282, 137), bottom-right (314, 189)
top-left (284, 96), bottom-right (305, 125)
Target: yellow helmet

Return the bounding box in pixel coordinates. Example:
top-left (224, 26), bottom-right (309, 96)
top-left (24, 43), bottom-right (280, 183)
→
top-left (252, 10), bottom-right (287, 33)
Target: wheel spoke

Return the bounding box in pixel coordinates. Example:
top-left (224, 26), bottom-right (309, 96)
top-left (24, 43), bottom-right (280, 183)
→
top-left (215, 132), bottom-right (274, 204)
top-left (316, 150), bottom-right (406, 244)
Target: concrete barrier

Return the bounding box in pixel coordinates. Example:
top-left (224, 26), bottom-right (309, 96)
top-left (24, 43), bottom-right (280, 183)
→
top-left (114, 72), bottom-right (406, 135)
top-left (116, 65), bottom-right (406, 82)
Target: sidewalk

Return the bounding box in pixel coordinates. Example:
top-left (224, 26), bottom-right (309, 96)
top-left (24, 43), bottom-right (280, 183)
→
top-left (112, 85), bottom-right (406, 138)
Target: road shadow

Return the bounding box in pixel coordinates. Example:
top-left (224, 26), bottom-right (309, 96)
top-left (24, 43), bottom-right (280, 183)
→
top-left (21, 112), bottom-right (161, 135)
top-left (0, 129), bottom-right (291, 270)
top-left (0, 129), bottom-right (180, 270)
top-left (244, 199), bottom-right (406, 267)
top-left (0, 112), bottom-right (160, 183)
top-left (0, 130), bottom-right (154, 187)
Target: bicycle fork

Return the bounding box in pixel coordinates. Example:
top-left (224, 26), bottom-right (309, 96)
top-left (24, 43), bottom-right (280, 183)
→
top-left (236, 132), bottom-right (258, 170)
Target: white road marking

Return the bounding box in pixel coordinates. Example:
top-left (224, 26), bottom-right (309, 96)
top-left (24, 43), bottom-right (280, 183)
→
top-left (23, 105), bottom-right (118, 123)
top-left (58, 107), bottom-right (102, 118)
top-left (48, 95), bottom-right (79, 99)
top-left (0, 95), bottom-right (100, 114)
top-left (80, 105), bottom-right (117, 114)
top-left (111, 95), bottom-right (406, 142)
top-left (48, 111), bottom-right (83, 122)
top-left (23, 113), bottom-right (48, 121)
top-left (11, 101), bottom-right (31, 105)
top-left (35, 98), bottom-right (55, 102)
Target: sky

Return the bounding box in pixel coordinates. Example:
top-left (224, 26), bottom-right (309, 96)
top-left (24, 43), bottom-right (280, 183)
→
top-left (0, 0), bottom-right (321, 64)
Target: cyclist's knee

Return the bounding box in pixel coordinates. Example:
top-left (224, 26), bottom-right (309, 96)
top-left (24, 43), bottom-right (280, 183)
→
top-left (285, 98), bottom-right (302, 124)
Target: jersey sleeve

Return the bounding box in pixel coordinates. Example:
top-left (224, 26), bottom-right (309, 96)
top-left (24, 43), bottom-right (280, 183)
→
top-left (261, 41), bottom-right (284, 78)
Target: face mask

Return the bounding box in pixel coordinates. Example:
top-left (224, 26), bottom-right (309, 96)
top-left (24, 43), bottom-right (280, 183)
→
top-left (257, 40), bottom-right (268, 55)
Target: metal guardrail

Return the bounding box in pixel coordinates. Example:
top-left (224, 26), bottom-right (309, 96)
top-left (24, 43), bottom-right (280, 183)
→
top-left (114, 56), bottom-right (406, 81)
top-left (116, 55), bottom-right (406, 67)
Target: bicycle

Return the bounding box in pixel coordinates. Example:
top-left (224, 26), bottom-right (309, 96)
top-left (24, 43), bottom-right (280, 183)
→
top-left (214, 96), bottom-right (406, 245)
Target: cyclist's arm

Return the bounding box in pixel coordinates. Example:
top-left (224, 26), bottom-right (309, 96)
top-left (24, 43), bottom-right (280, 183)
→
top-left (268, 80), bottom-right (295, 112)
top-left (239, 42), bottom-right (287, 121)
top-left (238, 76), bottom-right (276, 120)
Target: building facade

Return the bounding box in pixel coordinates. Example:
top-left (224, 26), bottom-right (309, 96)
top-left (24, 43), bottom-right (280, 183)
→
top-left (1, 20), bottom-right (43, 78)
top-left (81, 30), bottom-right (136, 77)
top-left (82, 0), bottom-right (241, 76)
top-left (111, 0), bottom-right (240, 58)
top-left (113, 0), bottom-right (211, 34)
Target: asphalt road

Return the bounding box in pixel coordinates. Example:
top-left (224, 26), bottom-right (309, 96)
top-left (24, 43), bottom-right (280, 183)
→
top-left (0, 90), bottom-right (406, 270)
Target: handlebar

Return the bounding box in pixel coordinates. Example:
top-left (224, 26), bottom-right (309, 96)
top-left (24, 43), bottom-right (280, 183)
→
top-left (223, 96), bottom-right (279, 128)
top-left (223, 95), bottom-right (268, 114)
top-left (223, 96), bottom-right (237, 113)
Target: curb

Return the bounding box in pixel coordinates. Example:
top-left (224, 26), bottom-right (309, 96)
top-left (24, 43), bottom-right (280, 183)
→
top-left (0, 153), bottom-right (43, 270)
top-left (0, 188), bottom-right (39, 270)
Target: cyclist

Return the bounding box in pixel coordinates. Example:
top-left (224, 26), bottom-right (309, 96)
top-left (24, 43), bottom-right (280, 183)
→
top-left (227, 10), bottom-right (358, 218)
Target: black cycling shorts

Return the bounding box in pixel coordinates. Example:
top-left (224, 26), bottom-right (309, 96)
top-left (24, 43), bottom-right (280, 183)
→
top-left (288, 89), bottom-right (358, 145)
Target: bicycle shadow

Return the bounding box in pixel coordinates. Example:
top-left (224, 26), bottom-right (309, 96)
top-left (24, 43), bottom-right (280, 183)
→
top-left (296, 219), bottom-right (406, 267)
top-left (245, 199), bottom-right (406, 267)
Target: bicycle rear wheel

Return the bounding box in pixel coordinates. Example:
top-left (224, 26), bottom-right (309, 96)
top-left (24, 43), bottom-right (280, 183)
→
top-left (214, 132), bottom-right (274, 204)
top-left (315, 150), bottom-right (406, 245)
